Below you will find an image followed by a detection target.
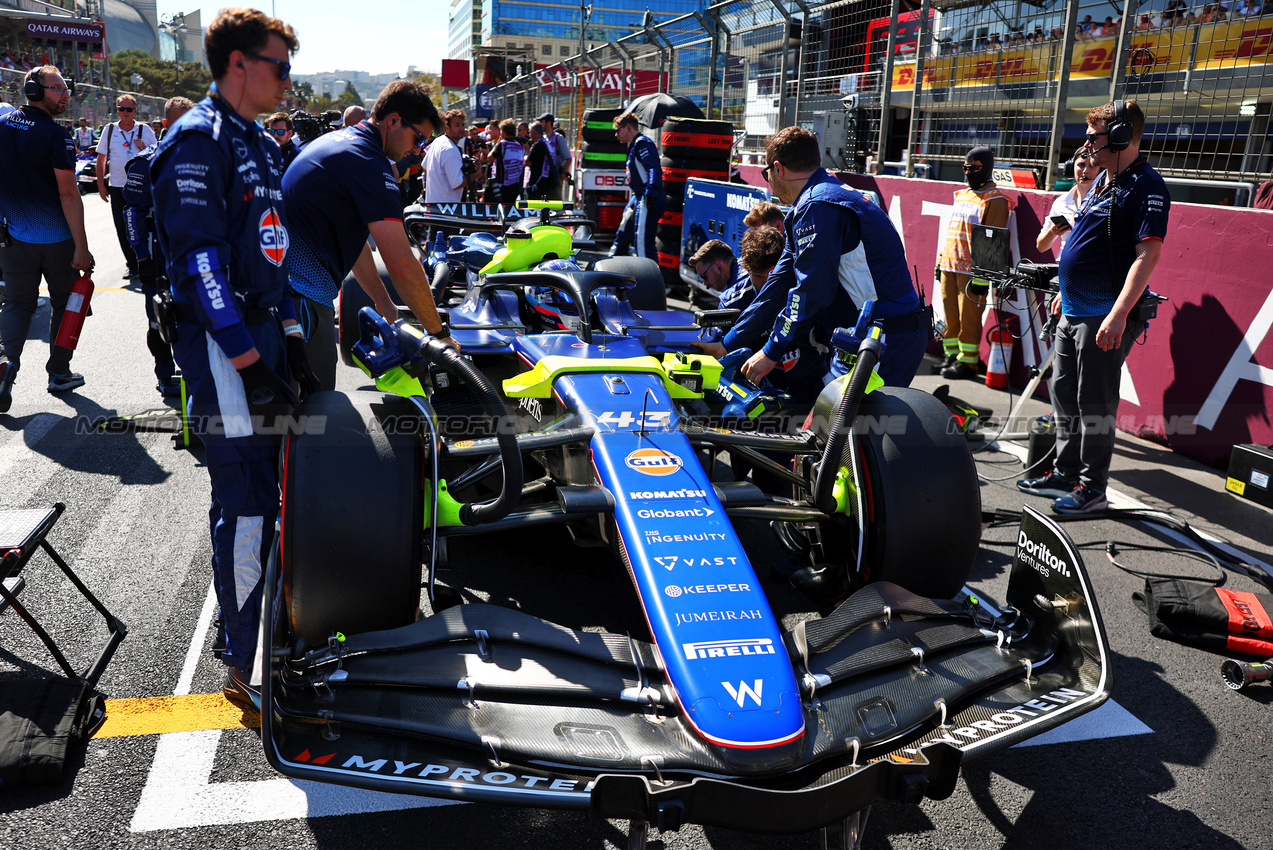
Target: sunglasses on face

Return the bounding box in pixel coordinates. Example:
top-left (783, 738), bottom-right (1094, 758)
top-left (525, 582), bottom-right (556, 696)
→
top-left (762, 163), bottom-right (775, 180)
top-left (267, 128), bottom-right (289, 136)
top-left (244, 51), bottom-right (292, 80)
top-left (1085, 131), bottom-right (1108, 145)
top-left (117, 106), bottom-right (135, 112)
top-left (962, 163), bottom-right (981, 172)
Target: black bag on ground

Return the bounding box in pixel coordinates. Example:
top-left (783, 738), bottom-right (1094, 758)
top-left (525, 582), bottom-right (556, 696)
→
top-left (1141, 578), bottom-right (1273, 657)
top-left (0, 677), bottom-right (106, 789)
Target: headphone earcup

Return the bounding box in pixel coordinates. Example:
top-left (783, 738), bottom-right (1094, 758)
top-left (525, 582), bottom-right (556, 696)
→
top-left (24, 78), bottom-right (42, 102)
top-left (1107, 99), bottom-right (1132, 151)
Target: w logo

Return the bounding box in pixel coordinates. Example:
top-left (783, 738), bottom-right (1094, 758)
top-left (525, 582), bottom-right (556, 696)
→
top-left (722, 679), bottom-right (763, 708)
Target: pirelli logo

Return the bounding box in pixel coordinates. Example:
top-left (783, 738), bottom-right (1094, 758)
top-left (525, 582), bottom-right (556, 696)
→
top-left (682, 638), bottom-right (775, 660)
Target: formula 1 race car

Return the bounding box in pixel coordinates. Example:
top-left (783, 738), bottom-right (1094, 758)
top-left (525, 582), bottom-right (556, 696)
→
top-left (263, 203), bottom-right (1112, 847)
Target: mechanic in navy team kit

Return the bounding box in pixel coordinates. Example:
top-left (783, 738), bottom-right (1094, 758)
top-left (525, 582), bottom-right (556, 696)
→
top-left (282, 79), bottom-right (455, 390)
top-left (0, 64), bottom-right (95, 411)
top-left (739, 127), bottom-right (928, 389)
top-left (689, 230), bottom-right (824, 406)
top-left (608, 111), bottom-right (665, 261)
top-left (1018, 99), bottom-right (1169, 514)
top-left (150, 8), bottom-right (315, 706)
top-left (123, 96), bottom-right (194, 399)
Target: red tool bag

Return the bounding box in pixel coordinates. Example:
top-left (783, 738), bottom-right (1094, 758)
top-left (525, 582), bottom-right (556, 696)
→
top-left (1141, 578), bottom-right (1273, 657)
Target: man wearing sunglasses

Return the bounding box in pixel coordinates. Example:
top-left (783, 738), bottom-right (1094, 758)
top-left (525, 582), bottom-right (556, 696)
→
top-left (282, 79), bottom-right (455, 392)
top-left (150, 7), bottom-right (315, 709)
top-left (96, 94), bottom-right (156, 280)
top-left (739, 127), bottom-right (927, 390)
top-left (1018, 99), bottom-right (1169, 515)
top-left (0, 65), bottom-right (95, 408)
top-left (265, 111), bottom-right (298, 170)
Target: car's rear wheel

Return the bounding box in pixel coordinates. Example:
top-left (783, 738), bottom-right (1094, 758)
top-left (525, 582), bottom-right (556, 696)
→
top-left (281, 390), bottom-right (426, 643)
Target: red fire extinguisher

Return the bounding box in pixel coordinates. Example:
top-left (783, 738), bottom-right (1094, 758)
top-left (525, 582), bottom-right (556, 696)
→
top-left (985, 312), bottom-right (1019, 390)
top-left (54, 273), bottom-right (94, 350)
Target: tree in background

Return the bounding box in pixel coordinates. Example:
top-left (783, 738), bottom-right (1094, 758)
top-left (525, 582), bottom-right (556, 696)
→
top-left (110, 49), bottom-right (212, 103)
top-left (292, 80), bottom-right (315, 108)
top-left (335, 80), bottom-right (363, 110)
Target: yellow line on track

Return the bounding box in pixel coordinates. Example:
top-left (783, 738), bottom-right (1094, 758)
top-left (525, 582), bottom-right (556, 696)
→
top-left (96, 693), bottom-right (260, 738)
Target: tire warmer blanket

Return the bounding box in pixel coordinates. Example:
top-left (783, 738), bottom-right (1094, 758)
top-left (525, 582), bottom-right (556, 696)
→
top-left (1143, 578), bottom-right (1273, 657)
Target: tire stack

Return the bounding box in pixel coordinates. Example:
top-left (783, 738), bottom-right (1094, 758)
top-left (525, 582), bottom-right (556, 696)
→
top-left (658, 118), bottom-right (734, 290)
top-left (578, 107), bottom-right (625, 169)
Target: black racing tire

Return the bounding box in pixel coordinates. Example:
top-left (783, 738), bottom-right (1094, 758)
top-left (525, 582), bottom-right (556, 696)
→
top-left (661, 118), bottom-right (734, 160)
top-left (655, 236), bottom-right (680, 256)
top-left (282, 390), bottom-right (425, 644)
top-left (592, 255), bottom-right (667, 311)
top-left (581, 140), bottom-right (626, 155)
top-left (656, 223), bottom-right (681, 243)
top-left (582, 108), bottom-right (622, 143)
top-left (660, 155), bottom-right (732, 174)
top-left (338, 256), bottom-right (401, 367)
top-left (824, 386), bottom-right (980, 599)
top-left (664, 195), bottom-right (684, 214)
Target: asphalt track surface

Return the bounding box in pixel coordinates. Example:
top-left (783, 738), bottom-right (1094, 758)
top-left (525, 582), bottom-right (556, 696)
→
top-left (1, 200), bottom-right (1271, 849)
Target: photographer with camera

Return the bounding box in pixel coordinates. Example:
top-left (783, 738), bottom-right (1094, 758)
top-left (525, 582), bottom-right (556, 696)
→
top-left (422, 108), bottom-right (466, 202)
top-left (1018, 100), bottom-right (1169, 514)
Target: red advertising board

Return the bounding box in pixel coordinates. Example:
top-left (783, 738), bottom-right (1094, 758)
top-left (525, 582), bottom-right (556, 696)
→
top-left (734, 166), bottom-right (1273, 468)
top-left (441, 58), bottom-right (470, 89)
top-left (533, 64), bottom-right (667, 96)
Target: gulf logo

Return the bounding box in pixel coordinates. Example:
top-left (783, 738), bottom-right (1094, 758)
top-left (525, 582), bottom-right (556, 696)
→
top-left (625, 448), bottom-right (683, 477)
top-left (259, 210), bottom-right (288, 266)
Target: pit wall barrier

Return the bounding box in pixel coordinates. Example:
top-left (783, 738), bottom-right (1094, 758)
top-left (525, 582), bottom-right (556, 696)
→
top-left (736, 165), bottom-right (1273, 469)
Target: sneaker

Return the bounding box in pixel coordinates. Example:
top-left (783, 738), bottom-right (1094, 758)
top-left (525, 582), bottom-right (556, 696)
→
top-left (941, 361), bottom-right (978, 380)
top-left (931, 354), bottom-right (957, 375)
top-left (223, 667), bottom-right (261, 710)
top-left (47, 372), bottom-right (85, 393)
top-left (0, 360), bottom-right (15, 414)
top-left (157, 376), bottom-right (182, 398)
top-left (1052, 485), bottom-right (1109, 514)
top-left (1017, 471), bottom-right (1077, 498)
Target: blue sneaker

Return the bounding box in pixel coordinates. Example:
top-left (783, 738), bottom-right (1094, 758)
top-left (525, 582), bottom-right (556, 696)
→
top-left (1052, 485), bottom-right (1109, 514)
top-left (1017, 471), bottom-right (1077, 498)
top-left (157, 376), bottom-right (183, 398)
top-left (0, 359), bottom-right (15, 414)
top-left (47, 372), bottom-right (85, 393)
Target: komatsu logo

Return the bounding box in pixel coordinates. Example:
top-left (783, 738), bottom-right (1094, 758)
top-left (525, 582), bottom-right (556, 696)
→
top-left (195, 251), bottom-right (224, 310)
top-left (1016, 530), bottom-right (1071, 578)
top-left (629, 488), bottom-right (707, 500)
top-left (683, 637), bottom-right (774, 660)
top-left (726, 194), bottom-right (758, 212)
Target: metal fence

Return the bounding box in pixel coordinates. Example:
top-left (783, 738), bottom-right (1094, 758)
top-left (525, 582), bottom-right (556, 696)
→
top-left (442, 0), bottom-right (1273, 201)
top-left (1, 66), bottom-right (168, 128)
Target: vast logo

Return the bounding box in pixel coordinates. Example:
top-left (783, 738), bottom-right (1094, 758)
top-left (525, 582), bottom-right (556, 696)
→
top-left (625, 448), bottom-right (683, 476)
top-left (259, 210), bottom-right (288, 266)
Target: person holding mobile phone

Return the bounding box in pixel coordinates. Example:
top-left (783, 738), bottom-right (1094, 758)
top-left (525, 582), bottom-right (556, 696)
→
top-left (1038, 151), bottom-right (1098, 256)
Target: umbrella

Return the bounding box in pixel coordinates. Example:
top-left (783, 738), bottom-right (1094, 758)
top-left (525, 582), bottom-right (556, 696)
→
top-left (628, 93), bottom-right (704, 128)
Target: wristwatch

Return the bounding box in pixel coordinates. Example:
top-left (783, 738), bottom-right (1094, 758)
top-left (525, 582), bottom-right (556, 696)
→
top-left (429, 324), bottom-right (452, 340)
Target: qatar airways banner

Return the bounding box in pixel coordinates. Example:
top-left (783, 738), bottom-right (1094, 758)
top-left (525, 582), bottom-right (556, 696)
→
top-left (533, 64), bottom-right (667, 96)
top-left (26, 18), bottom-right (105, 43)
top-left (735, 166), bottom-right (1273, 469)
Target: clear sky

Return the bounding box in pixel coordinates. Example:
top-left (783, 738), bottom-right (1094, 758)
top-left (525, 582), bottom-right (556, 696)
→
top-left (163, 1), bottom-right (453, 77)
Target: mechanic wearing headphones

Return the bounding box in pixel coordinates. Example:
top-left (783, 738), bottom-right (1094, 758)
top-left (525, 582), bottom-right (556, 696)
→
top-left (0, 64), bottom-right (95, 410)
top-left (608, 111), bottom-right (665, 261)
top-left (150, 8), bottom-right (315, 707)
top-left (282, 79), bottom-right (455, 391)
top-left (1018, 99), bottom-right (1169, 514)
top-left (739, 127), bottom-right (928, 389)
